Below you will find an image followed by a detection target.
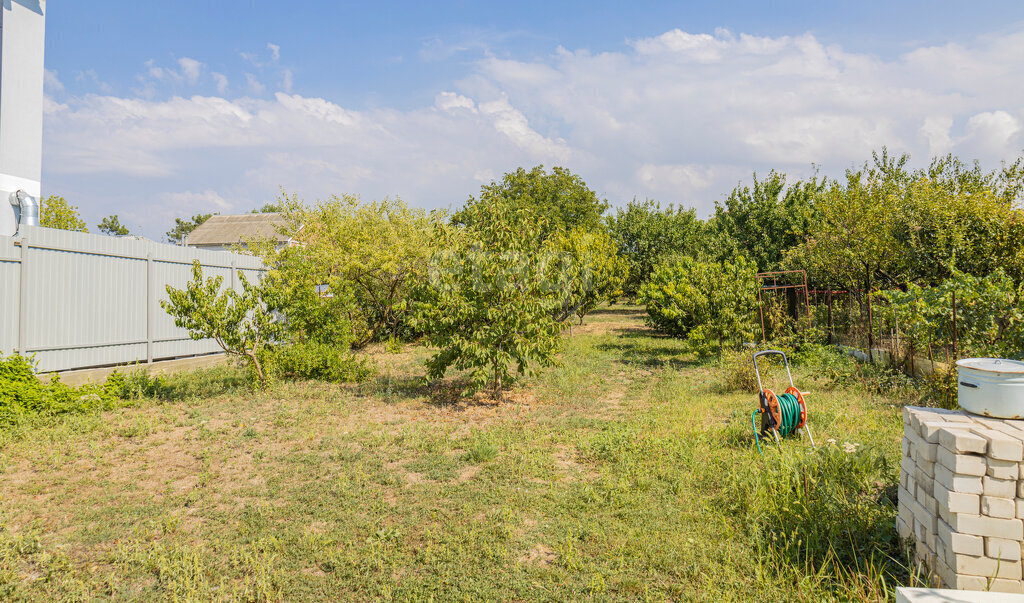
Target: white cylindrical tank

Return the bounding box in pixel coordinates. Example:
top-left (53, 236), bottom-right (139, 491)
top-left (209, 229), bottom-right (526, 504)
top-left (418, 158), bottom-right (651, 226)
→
top-left (957, 358), bottom-right (1024, 419)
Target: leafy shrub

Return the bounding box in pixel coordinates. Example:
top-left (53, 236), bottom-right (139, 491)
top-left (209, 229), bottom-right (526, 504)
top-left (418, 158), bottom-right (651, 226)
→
top-left (0, 353), bottom-right (120, 424)
top-left (550, 227), bottom-right (628, 324)
top-left (268, 343), bottom-right (374, 384)
top-left (265, 193), bottom-right (447, 345)
top-left (883, 270), bottom-right (1024, 360)
top-left (638, 255), bottom-right (758, 356)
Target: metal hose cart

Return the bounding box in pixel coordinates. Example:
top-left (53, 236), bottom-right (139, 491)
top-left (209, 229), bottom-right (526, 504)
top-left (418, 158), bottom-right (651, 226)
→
top-left (751, 350), bottom-right (816, 454)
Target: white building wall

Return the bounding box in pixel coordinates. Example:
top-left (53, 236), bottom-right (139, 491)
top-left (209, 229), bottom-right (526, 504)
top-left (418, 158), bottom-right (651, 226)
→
top-left (0, 0), bottom-right (46, 236)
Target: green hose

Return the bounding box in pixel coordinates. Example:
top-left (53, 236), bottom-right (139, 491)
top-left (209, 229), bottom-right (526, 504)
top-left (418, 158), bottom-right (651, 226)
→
top-left (774, 392), bottom-right (803, 437)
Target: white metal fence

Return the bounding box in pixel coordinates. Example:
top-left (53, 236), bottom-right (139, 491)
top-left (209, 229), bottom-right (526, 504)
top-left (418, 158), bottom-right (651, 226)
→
top-left (0, 225), bottom-right (265, 373)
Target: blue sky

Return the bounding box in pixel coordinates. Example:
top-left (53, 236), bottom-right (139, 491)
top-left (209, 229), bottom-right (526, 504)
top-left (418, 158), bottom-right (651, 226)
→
top-left (41, 1), bottom-right (1024, 238)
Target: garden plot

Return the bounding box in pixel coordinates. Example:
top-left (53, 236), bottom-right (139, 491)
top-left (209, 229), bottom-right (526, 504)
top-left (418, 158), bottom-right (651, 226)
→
top-left (0, 307), bottom-right (912, 600)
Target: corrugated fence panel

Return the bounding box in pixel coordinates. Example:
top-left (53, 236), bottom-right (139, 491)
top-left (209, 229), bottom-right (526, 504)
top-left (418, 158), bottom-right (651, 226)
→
top-left (0, 236), bottom-right (19, 357)
top-left (0, 226), bottom-right (266, 372)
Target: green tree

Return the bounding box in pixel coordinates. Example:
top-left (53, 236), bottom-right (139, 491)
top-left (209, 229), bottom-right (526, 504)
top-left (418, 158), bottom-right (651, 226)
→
top-left (268, 193), bottom-right (445, 346)
top-left (415, 202), bottom-right (564, 396)
top-left (454, 165), bottom-right (608, 239)
top-left (161, 261), bottom-right (280, 389)
top-left (638, 255), bottom-right (758, 356)
top-left (166, 213), bottom-right (213, 245)
top-left (712, 171), bottom-right (824, 272)
top-left (551, 227), bottom-right (628, 324)
top-left (607, 199), bottom-right (703, 297)
top-left (97, 214), bottom-right (131, 236)
top-left (39, 195), bottom-right (88, 232)
top-left (252, 202), bottom-right (284, 213)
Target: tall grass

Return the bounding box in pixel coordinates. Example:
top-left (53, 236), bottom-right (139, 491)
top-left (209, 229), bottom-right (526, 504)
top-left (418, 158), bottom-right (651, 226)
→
top-left (723, 443), bottom-right (922, 599)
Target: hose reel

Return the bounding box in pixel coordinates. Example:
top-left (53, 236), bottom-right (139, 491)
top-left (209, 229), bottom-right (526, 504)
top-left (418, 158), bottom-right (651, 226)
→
top-left (751, 350), bottom-right (816, 454)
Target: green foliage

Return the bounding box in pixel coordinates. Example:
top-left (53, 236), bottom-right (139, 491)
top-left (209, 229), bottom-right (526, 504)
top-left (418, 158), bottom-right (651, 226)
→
top-left (39, 195), bottom-right (88, 232)
top-left (161, 261), bottom-right (280, 389)
top-left (105, 365), bottom-right (251, 402)
top-left (166, 213), bottom-right (213, 245)
top-left (0, 353), bottom-right (121, 424)
top-left (788, 149), bottom-right (1024, 291)
top-left (883, 270), bottom-right (1024, 359)
top-left (97, 214), bottom-right (131, 236)
top-left (269, 193), bottom-right (445, 345)
top-left (261, 267), bottom-right (360, 348)
top-left (638, 255), bottom-right (758, 356)
top-left (266, 342), bottom-right (374, 383)
top-left (251, 202), bottom-right (283, 213)
top-left (725, 444), bottom-right (905, 598)
top-left (715, 349), bottom-right (771, 393)
top-left (415, 202), bottom-right (565, 396)
top-left (607, 199), bottom-right (704, 297)
top-left (454, 165), bottom-right (608, 239)
top-left (550, 227), bottom-right (628, 323)
top-left (712, 171), bottom-right (824, 272)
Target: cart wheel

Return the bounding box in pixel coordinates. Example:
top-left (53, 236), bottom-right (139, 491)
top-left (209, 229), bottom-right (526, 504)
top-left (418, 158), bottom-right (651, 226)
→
top-left (785, 386), bottom-right (807, 429)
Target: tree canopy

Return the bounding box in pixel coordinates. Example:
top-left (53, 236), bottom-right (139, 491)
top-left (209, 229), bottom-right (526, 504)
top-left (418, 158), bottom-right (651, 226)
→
top-left (453, 165), bottom-right (608, 239)
top-left (97, 214), bottom-right (131, 236)
top-left (166, 213), bottom-right (213, 245)
top-left (40, 196), bottom-right (88, 232)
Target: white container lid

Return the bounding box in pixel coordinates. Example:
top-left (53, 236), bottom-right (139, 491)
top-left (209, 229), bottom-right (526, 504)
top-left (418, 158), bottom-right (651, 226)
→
top-left (957, 358), bottom-right (1024, 374)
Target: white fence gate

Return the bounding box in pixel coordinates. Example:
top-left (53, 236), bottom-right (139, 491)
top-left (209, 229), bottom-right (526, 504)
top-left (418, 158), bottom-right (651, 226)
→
top-left (0, 225), bottom-right (265, 373)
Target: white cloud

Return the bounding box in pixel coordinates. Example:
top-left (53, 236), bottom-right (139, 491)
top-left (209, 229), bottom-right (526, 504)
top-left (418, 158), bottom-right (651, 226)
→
top-left (164, 189), bottom-right (233, 211)
top-left (212, 72), bottom-right (229, 94)
top-left (44, 69), bottom-right (64, 94)
top-left (267, 43), bottom-right (281, 62)
top-left (178, 58), bottom-right (202, 85)
top-left (245, 73), bottom-right (265, 95)
top-left (42, 26), bottom-right (1024, 238)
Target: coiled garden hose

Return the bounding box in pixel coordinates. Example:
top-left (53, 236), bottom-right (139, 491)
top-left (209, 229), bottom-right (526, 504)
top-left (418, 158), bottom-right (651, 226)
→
top-left (752, 387), bottom-right (809, 454)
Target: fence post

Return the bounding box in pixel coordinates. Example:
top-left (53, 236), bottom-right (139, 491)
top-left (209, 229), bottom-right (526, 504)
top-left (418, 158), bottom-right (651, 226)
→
top-left (827, 290), bottom-right (834, 344)
top-left (231, 260), bottom-right (237, 292)
top-left (952, 290), bottom-right (958, 360)
top-left (18, 238), bottom-right (28, 355)
top-left (147, 253), bottom-right (153, 364)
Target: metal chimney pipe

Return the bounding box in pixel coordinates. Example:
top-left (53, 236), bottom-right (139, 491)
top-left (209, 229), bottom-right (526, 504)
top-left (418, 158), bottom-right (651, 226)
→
top-left (13, 190), bottom-right (40, 228)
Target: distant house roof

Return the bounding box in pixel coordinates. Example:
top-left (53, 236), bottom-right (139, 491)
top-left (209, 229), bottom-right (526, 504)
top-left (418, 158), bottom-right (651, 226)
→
top-left (184, 213), bottom-right (291, 247)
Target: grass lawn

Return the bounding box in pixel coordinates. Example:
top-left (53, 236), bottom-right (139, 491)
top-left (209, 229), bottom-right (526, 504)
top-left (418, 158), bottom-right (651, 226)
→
top-left (0, 306), bottom-right (911, 601)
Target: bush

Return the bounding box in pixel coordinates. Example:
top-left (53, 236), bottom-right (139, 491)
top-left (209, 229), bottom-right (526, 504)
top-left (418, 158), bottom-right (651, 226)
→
top-left (0, 353), bottom-right (121, 424)
top-left (638, 255), bottom-right (758, 356)
top-left (268, 343), bottom-right (374, 384)
top-left (550, 227), bottom-right (628, 324)
top-left (716, 350), bottom-right (768, 393)
top-left (266, 193), bottom-right (447, 346)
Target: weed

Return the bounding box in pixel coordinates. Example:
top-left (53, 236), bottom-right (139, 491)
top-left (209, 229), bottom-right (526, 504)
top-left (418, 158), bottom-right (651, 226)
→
top-left (464, 442), bottom-right (498, 463)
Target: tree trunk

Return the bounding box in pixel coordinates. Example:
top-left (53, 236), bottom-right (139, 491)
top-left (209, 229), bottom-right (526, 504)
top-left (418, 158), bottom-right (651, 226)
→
top-left (865, 269), bottom-right (875, 363)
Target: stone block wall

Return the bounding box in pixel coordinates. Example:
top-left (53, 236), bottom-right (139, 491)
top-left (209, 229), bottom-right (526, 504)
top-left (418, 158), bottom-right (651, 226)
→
top-left (899, 406), bottom-right (1024, 593)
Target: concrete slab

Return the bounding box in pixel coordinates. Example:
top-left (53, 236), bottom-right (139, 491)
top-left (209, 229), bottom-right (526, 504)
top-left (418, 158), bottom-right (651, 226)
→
top-left (43, 354), bottom-right (228, 386)
top-left (897, 587), bottom-right (1024, 602)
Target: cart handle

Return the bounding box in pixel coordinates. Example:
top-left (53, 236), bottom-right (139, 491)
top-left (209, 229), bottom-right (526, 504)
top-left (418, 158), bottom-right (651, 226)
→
top-left (752, 350), bottom-right (795, 393)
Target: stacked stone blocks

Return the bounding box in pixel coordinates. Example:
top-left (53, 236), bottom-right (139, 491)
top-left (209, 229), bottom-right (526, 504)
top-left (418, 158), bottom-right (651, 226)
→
top-left (899, 406), bottom-right (1024, 593)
